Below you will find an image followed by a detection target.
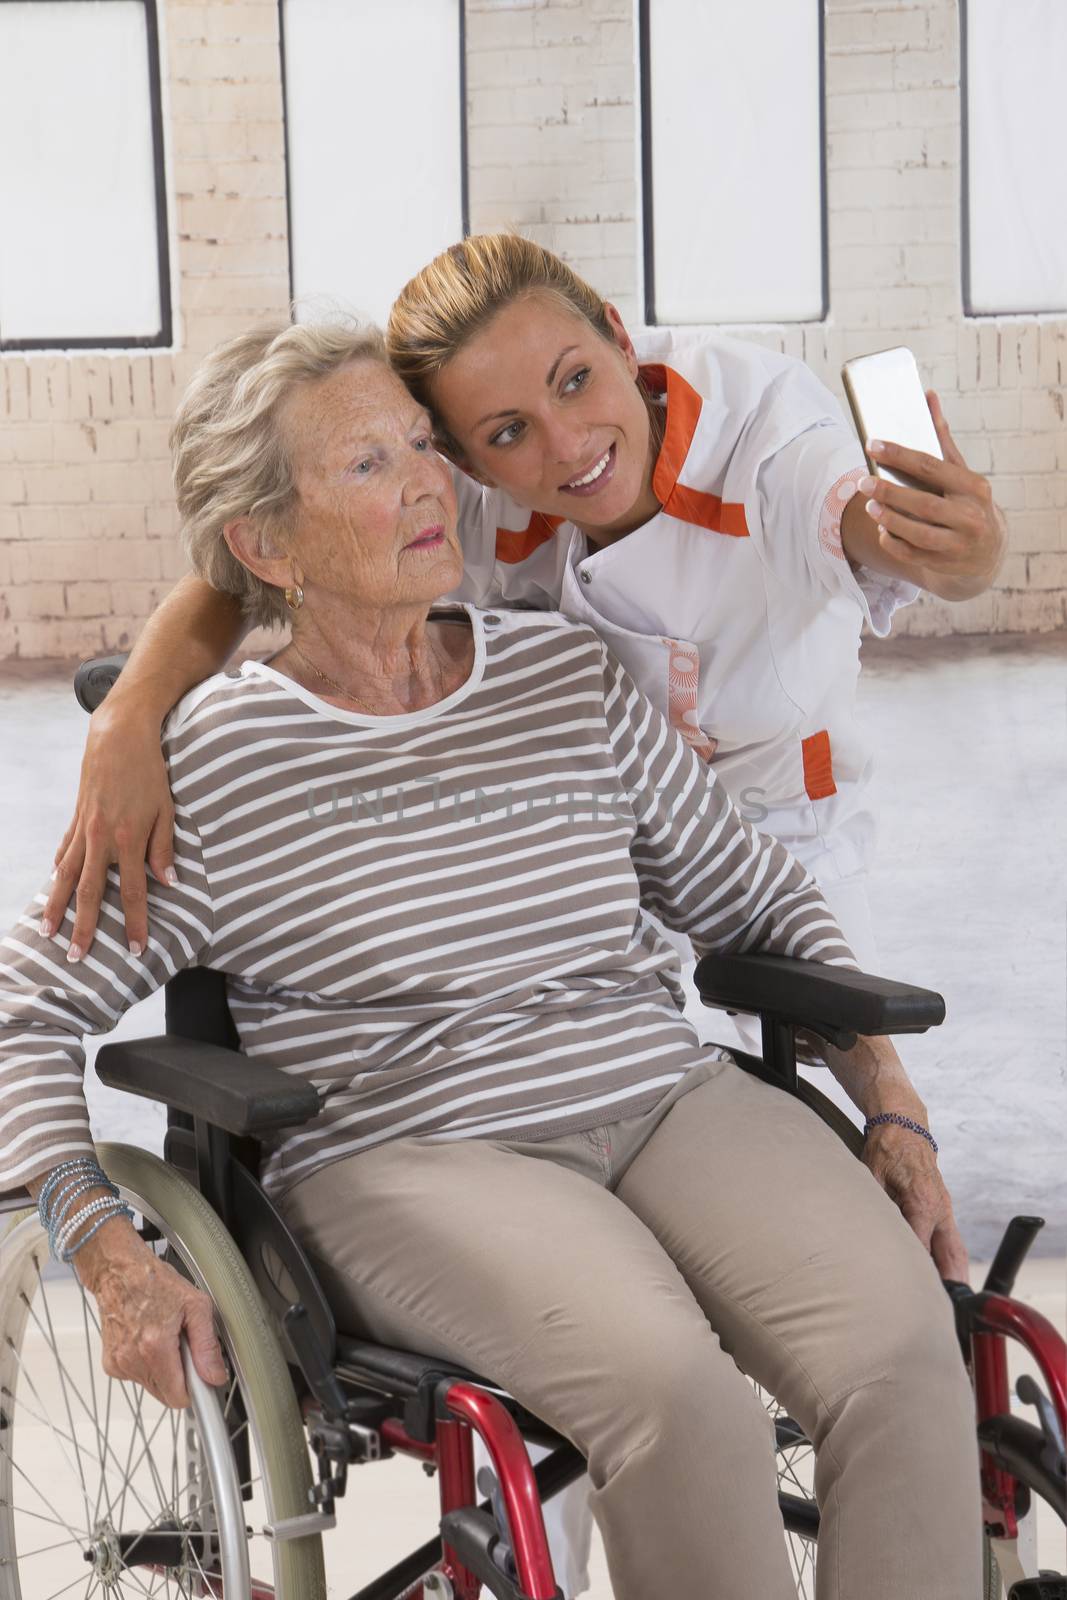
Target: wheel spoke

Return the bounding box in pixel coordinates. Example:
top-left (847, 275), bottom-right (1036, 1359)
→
top-left (13, 1531), bottom-right (90, 1560)
top-left (3, 1339), bottom-right (99, 1520)
top-left (31, 1262), bottom-right (94, 1533)
top-left (0, 1439), bottom-right (88, 1541)
top-left (80, 1281), bottom-right (117, 1527)
top-left (17, 1287), bottom-right (159, 1529)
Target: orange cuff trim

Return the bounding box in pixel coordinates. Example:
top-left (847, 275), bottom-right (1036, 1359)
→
top-left (495, 512), bottom-right (564, 564)
top-left (802, 730), bottom-right (837, 800)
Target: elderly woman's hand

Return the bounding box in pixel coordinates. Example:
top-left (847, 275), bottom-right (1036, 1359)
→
top-left (40, 700), bottom-right (177, 961)
top-left (864, 1122), bottom-right (969, 1282)
top-left (76, 1217), bottom-right (227, 1409)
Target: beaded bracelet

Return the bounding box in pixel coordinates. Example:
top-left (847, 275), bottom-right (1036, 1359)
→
top-left (53, 1196), bottom-right (134, 1262)
top-left (37, 1156), bottom-right (106, 1228)
top-left (37, 1156), bottom-right (124, 1261)
top-left (60, 1203), bottom-right (135, 1263)
top-left (51, 1175), bottom-right (118, 1239)
top-left (863, 1112), bottom-right (938, 1155)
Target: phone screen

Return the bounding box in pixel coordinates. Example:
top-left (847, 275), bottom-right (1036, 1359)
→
top-left (841, 347), bottom-right (942, 490)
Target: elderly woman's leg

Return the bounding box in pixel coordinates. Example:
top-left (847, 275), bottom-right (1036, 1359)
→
top-left (613, 1058), bottom-right (983, 1600)
top-left (278, 1132), bottom-right (801, 1600)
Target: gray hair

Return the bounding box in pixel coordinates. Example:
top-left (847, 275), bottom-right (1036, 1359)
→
top-left (171, 319), bottom-right (388, 630)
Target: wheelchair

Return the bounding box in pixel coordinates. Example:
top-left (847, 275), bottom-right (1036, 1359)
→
top-left (0, 659), bottom-right (1062, 1600)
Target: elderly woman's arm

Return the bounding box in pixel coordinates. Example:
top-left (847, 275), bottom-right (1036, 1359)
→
top-left (601, 646), bottom-right (968, 1279)
top-left (41, 573), bottom-right (246, 960)
top-left (1, 800), bottom-right (226, 1403)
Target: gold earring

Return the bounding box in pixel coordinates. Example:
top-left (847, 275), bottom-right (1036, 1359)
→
top-left (284, 563), bottom-right (304, 610)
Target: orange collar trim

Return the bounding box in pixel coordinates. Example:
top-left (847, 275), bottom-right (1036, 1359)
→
top-left (495, 363), bottom-right (748, 564)
top-left (495, 511), bottom-right (564, 565)
top-left (642, 363), bottom-right (749, 538)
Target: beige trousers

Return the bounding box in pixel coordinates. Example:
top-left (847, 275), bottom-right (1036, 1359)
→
top-left (279, 1056), bottom-right (981, 1600)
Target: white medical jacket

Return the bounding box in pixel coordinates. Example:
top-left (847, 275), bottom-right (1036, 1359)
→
top-left (448, 329), bottom-right (919, 889)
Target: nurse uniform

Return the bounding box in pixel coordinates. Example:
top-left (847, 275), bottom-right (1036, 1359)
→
top-left (449, 328), bottom-right (918, 1040)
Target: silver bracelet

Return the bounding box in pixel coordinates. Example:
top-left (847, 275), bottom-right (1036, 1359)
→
top-left (51, 1175), bottom-right (112, 1236)
top-left (61, 1202), bottom-right (135, 1264)
top-left (52, 1196), bottom-right (130, 1261)
top-left (37, 1157), bottom-right (106, 1227)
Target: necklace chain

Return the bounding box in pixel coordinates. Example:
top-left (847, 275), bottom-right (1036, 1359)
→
top-left (287, 638), bottom-right (447, 712)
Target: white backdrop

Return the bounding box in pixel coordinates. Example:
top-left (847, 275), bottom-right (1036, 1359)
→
top-left (0, 0), bottom-right (162, 343)
top-left (283, 0), bottom-right (464, 324)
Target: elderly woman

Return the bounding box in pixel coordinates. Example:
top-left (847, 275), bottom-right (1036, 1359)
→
top-left (1, 323), bottom-right (979, 1599)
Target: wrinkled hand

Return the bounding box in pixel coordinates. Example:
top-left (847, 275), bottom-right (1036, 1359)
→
top-left (864, 1124), bottom-right (969, 1282)
top-left (862, 390), bottom-right (1008, 601)
top-left (83, 1227), bottom-right (227, 1410)
top-left (40, 702), bottom-right (176, 961)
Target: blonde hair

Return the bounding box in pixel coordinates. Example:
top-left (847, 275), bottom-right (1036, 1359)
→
top-left (387, 233), bottom-right (614, 450)
top-left (171, 318), bottom-right (387, 630)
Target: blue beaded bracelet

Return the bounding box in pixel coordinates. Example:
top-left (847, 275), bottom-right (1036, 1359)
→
top-left (863, 1112), bottom-right (938, 1155)
top-left (37, 1156), bottom-right (105, 1227)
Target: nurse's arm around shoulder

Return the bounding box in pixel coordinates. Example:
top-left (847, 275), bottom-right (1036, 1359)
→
top-left (840, 390), bottom-right (1008, 602)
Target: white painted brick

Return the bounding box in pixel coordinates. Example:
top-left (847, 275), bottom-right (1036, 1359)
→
top-left (1, 361), bottom-right (31, 422)
top-left (992, 435), bottom-right (1059, 474)
top-left (1027, 552), bottom-right (1067, 590)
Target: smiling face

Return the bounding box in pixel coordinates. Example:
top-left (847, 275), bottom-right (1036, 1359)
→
top-left (280, 358), bottom-right (463, 610)
top-left (429, 293), bottom-right (660, 540)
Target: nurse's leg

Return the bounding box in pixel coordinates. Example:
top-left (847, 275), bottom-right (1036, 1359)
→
top-left (615, 1061), bottom-right (982, 1600)
top-left (279, 1131), bottom-right (801, 1600)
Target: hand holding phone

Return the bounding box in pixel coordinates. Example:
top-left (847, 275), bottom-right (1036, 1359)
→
top-left (838, 347), bottom-right (1006, 601)
top-left (841, 346), bottom-right (943, 491)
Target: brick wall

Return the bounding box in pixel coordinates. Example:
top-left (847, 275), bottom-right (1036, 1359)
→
top-left (1, 0), bottom-right (1063, 658)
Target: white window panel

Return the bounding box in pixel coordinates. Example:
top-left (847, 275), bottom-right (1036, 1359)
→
top-left (0, 1), bottom-right (166, 347)
top-left (964, 0), bottom-right (1067, 315)
top-left (283, 0), bottom-right (465, 326)
top-left (642, 0), bottom-right (824, 325)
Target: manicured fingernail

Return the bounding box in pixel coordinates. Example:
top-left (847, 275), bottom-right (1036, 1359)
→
top-left (66, 943), bottom-right (83, 964)
top-left (867, 439), bottom-right (885, 455)
top-left (39, 917), bottom-right (54, 939)
top-left (164, 868), bottom-right (178, 887)
top-left (50, 868), bottom-right (59, 881)
top-left (866, 499), bottom-right (884, 518)
top-left (858, 475), bottom-right (877, 494)
top-left (129, 940), bottom-right (144, 958)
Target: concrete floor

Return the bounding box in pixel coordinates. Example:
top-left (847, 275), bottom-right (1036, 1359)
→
top-left (1, 632), bottom-right (1063, 1258)
top-left (0, 631), bottom-right (1064, 1596)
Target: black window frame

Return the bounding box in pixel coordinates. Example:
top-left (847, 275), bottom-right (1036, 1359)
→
top-left (277, 0), bottom-right (470, 308)
top-left (639, 0), bottom-right (829, 327)
top-left (0, 0), bottom-right (172, 352)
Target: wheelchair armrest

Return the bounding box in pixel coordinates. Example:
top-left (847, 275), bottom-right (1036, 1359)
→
top-left (75, 653), bottom-right (130, 713)
top-left (693, 953), bottom-right (945, 1037)
top-left (95, 1034), bottom-right (321, 1137)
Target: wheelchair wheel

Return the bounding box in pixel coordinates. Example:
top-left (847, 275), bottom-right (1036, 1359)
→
top-left (0, 1143), bottom-right (326, 1598)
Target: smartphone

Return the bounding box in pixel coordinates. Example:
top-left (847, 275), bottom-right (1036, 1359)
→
top-left (841, 346), bottom-right (943, 492)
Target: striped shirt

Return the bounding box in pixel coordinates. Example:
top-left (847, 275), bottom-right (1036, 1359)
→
top-left (0, 607), bottom-right (856, 1200)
